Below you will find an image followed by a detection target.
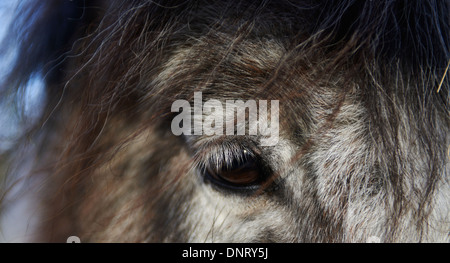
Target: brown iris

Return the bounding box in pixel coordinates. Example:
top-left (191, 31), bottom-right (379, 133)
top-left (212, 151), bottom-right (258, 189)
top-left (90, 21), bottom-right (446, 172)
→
top-left (204, 150), bottom-right (265, 190)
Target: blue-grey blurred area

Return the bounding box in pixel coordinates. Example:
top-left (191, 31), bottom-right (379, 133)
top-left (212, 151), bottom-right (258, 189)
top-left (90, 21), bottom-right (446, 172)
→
top-left (0, 0), bottom-right (45, 152)
top-left (0, 0), bottom-right (44, 242)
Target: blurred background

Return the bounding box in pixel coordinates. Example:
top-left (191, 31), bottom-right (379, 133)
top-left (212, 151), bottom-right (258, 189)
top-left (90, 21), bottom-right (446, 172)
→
top-left (0, 0), bottom-right (45, 242)
top-left (0, 0), bottom-right (45, 152)
top-left (0, 0), bottom-right (19, 152)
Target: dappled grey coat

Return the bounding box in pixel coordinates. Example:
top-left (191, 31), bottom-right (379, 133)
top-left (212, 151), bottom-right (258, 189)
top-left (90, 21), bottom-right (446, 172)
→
top-left (0, 0), bottom-right (449, 242)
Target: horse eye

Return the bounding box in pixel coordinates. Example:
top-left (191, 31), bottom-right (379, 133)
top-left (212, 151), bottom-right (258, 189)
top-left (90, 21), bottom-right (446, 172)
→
top-left (203, 150), bottom-right (268, 191)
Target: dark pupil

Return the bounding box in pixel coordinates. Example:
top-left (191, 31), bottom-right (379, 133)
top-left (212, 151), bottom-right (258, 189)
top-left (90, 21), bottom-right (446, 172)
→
top-left (211, 153), bottom-right (260, 186)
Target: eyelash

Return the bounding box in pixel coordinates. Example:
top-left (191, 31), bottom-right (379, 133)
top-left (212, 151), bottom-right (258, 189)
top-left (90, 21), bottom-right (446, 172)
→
top-left (195, 145), bottom-right (254, 174)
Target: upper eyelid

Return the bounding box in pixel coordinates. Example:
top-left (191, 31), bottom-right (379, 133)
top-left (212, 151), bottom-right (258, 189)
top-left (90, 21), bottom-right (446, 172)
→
top-left (182, 134), bottom-right (262, 170)
top-left (190, 144), bottom-right (257, 173)
top-left (196, 146), bottom-right (254, 172)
